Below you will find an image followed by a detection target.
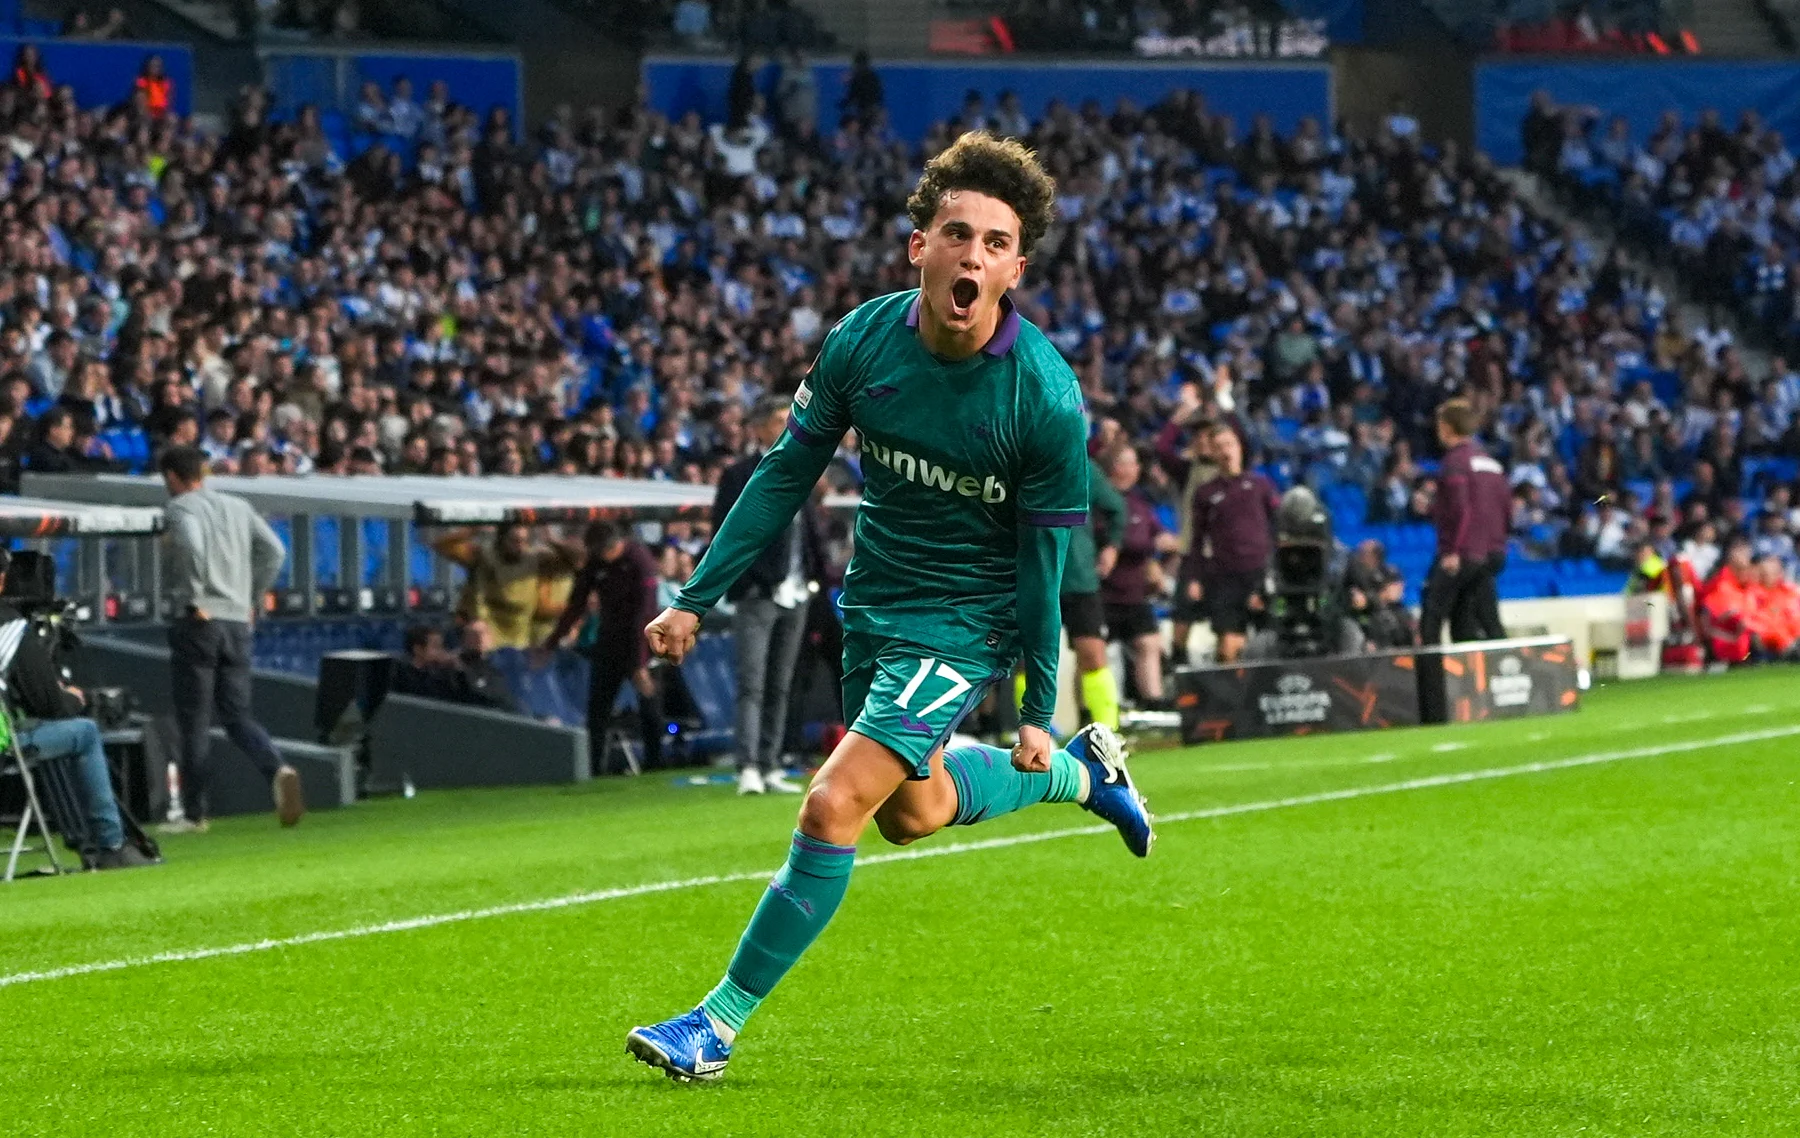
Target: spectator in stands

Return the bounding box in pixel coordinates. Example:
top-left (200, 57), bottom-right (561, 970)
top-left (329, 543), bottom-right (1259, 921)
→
top-left (387, 76), bottom-right (424, 141)
top-left (1423, 398), bottom-right (1511, 644)
top-left (10, 44), bottom-right (51, 101)
top-left (28, 331), bottom-right (77, 400)
top-left (841, 49), bottom-right (883, 122)
top-left (135, 55), bottom-right (173, 121)
top-left (1183, 423), bottom-right (1278, 664)
top-left (538, 521), bottom-right (665, 775)
top-left (157, 445), bottom-right (302, 832)
top-left (64, 7), bottom-right (128, 38)
top-left (0, 549), bottom-right (153, 869)
top-left (23, 407), bottom-right (112, 474)
top-left (714, 397), bottom-right (820, 795)
top-left (355, 80), bottom-right (389, 136)
top-left (431, 525), bottom-right (580, 651)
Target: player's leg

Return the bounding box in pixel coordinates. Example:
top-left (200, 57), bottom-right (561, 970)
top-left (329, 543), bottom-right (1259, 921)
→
top-left (1063, 592), bottom-right (1120, 729)
top-left (626, 636), bottom-right (899, 1081)
top-left (1210, 575), bottom-right (1251, 663)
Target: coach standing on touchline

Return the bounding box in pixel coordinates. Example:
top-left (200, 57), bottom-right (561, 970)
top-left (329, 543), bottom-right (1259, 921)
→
top-left (1182, 422), bottom-right (1278, 664)
top-left (1424, 398), bottom-right (1511, 644)
top-left (158, 445), bottom-right (303, 831)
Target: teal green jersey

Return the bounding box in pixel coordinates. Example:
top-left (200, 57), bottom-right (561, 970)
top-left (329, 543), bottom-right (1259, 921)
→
top-left (674, 289), bottom-right (1089, 731)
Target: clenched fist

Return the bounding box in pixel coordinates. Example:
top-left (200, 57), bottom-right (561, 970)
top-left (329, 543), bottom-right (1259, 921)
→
top-left (644, 607), bottom-right (701, 664)
top-left (1010, 723), bottom-right (1056, 773)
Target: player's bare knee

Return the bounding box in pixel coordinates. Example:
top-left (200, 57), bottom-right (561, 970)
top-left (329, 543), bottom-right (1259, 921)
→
top-left (797, 781), bottom-right (857, 839)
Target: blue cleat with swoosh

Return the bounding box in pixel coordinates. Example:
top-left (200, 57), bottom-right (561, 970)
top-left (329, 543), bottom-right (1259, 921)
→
top-left (626, 1007), bottom-right (733, 1083)
top-left (1065, 722), bottom-right (1155, 857)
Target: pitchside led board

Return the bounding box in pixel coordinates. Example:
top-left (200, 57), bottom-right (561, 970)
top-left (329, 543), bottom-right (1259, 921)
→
top-left (1175, 636), bottom-right (1580, 744)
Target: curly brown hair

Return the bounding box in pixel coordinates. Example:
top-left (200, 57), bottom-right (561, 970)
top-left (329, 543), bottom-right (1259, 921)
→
top-left (905, 131), bottom-right (1057, 256)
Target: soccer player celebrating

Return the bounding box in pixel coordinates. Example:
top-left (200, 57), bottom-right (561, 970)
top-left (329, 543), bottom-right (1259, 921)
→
top-left (627, 133), bottom-right (1155, 1082)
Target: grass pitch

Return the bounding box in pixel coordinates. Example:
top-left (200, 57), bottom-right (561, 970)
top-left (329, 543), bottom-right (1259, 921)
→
top-left (4, 669), bottom-right (1798, 1136)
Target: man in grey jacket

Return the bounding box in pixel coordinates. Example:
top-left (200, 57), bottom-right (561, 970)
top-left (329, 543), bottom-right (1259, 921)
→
top-left (157, 445), bottom-right (302, 831)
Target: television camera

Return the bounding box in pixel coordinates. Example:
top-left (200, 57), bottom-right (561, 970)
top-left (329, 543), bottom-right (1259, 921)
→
top-left (1246, 486), bottom-right (1365, 660)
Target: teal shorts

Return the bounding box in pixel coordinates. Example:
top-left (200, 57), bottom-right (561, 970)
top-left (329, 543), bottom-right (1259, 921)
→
top-left (841, 632), bottom-right (1007, 780)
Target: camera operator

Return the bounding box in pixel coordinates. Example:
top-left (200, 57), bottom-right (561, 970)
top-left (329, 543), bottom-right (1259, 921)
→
top-left (1342, 539), bottom-right (1418, 649)
top-left (1182, 422), bottom-right (1279, 664)
top-left (0, 551), bottom-right (152, 869)
top-left (158, 444), bottom-right (302, 832)
top-left (1424, 399), bottom-right (1510, 644)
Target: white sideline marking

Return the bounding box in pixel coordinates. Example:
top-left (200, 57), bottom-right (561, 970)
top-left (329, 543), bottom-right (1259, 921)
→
top-left (4, 724), bottom-right (1797, 991)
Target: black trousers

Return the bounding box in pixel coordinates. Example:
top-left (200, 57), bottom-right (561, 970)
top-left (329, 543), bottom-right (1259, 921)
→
top-left (586, 646), bottom-right (664, 775)
top-left (1420, 553), bottom-right (1507, 645)
top-left (168, 616), bottom-right (284, 822)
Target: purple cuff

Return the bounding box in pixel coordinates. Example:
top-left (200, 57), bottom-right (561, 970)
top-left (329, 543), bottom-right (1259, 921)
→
top-left (785, 415), bottom-right (818, 447)
top-left (1022, 509), bottom-right (1088, 528)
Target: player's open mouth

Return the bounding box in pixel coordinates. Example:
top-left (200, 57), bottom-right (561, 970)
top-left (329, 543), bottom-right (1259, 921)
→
top-left (949, 277), bottom-right (979, 318)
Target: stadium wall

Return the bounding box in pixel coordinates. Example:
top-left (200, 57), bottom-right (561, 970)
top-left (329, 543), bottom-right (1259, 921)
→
top-left (0, 37), bottom-right (194, 118)
top-left (1475, 59), bottom-right (1800, 165)
top-left (642, 56), bottom-right (1333, 141)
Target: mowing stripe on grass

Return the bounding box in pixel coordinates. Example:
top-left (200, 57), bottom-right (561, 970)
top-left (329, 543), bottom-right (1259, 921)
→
top-left (4, 723), bottom-right (1796, 990)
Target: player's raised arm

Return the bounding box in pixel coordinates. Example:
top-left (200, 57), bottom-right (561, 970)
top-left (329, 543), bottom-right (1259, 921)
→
top-left (1014, 400), bottom-right (1091, 736)
top-left (647, 332), bottom-right (853, 662)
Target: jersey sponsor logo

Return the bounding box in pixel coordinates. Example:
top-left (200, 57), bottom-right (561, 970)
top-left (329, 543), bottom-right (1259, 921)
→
top-left (793, 382), bottom-right (813, 409)
top-left (861, 435), bottom-right (1008, 503)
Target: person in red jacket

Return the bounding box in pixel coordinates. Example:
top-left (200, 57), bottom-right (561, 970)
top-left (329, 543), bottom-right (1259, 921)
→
top-left (11, 44), bottom-right (51, 101)
top-left (1698, 537), bottom-right (1756, 664)
top-left (1747, 555), bottom-right (1800, 659)
top-left (135, 55), bottom-right (173, 119)
top-left (1422, 398), bottom-right (1511, 643)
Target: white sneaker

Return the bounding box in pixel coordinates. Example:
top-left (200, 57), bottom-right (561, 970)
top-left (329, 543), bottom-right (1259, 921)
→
top-left (157, 817), bottom-right (209, 835)
top-left (736, 767), bottom-right (766, 795)
top-left (763, 772), bottom-right (805, 795)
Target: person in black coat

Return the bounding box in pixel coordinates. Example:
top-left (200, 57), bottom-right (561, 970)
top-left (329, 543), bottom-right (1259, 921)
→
top-left (538, 520), bottom-right (665, 774)
top-left (713, 396), bottom-right (826, 795)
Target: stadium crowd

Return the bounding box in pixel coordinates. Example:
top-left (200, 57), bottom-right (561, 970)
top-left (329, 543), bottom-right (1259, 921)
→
top-left (0, 48), bottom-right (1794, 699)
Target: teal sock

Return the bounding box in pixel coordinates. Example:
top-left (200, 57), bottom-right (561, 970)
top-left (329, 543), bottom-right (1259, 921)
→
top-left (700, 830), bottom-right (855, 1035)
top-left (942, 745), bottom-right (1085, 826)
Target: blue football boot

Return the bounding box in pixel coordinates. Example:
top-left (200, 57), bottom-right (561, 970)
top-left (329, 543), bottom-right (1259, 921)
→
top-left (1066, 722), bottom-right (1155, 857)
top-left (626, 1007), bottom-right (733, 1082)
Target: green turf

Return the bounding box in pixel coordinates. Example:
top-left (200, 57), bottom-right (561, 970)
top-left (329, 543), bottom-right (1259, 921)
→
top-left (4, 669), bottom-right (1798, 1136)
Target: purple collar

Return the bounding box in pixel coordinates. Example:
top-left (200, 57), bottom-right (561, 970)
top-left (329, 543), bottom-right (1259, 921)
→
top-left (905, 292), bottom-right (1021, 358)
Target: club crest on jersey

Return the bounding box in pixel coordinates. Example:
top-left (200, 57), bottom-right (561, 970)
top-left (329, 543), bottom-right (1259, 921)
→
top-left (861, 434), bottom-right (1008, 503)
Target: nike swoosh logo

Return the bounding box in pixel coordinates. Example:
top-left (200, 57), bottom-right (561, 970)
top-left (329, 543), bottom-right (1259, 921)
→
top-left (866, 384), bottom-right (900, 400)
top-left (898, 714), bottom-right (935, 736)
top-left (693, 1057), bottom-right (728, 1073)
